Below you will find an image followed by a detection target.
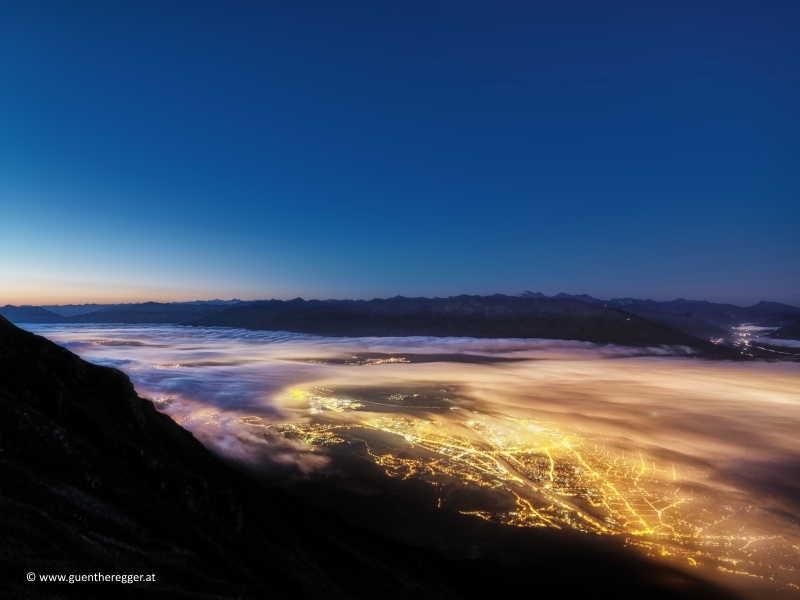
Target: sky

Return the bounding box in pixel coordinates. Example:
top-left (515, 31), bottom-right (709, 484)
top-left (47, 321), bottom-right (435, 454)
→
top-left (1, 0), bottom-right (798, 306)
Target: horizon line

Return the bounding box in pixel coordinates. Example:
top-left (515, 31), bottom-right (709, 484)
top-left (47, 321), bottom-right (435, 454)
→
top-left (4, 293), bottom-right (800, 310)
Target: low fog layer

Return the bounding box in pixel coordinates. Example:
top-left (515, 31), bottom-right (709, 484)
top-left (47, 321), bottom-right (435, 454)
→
top-left (29, 324), bottom-right (800, 592)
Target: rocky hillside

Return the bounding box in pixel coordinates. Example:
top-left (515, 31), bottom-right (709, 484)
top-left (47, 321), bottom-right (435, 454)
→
top-left (0, 316), bottom-right (741, 598)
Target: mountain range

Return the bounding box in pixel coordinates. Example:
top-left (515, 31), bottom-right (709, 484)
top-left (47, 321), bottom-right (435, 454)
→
top-left (190, 295), bottom-right (739, 357)
top-left (2, 294), bottom-right (799, 356)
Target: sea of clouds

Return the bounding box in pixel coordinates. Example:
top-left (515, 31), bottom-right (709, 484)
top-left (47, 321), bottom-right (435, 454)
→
top-left (26, 324), bottom-right (800, 521)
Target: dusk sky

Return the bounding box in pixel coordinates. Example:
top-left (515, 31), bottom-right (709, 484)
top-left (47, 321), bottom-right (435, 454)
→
top-left (1, 0), bottom-right (798, 306)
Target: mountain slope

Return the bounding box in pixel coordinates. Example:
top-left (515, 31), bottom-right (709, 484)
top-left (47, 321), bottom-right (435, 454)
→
top-left (0, 316), bottom-right (739, 599)
top-left (609, 298), bottom-right (800, 328)
top-left (0, 315), bottom-right (463, 599)
top-left (41, 304), bottom-right (114, 317)
top-left (611, 304), bottom-right (730, 341)
top-left (191, 295), bottom-right (739, 357)
top-left (66, 302), bottom-right (237, 324)
top-left (768, 320), bottom-right (800, 341)
top-left (515, 294), bottom-right (800, 335)
top-left (191, 298), bottom-right (332, 328)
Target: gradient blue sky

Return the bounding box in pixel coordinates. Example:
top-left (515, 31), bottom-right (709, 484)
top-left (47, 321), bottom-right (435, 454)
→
top-left (1, 0), bottom-right (798, 305)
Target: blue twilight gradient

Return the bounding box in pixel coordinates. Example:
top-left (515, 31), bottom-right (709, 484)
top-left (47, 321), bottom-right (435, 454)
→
top-left (0, 1), bottom-right (798, 305)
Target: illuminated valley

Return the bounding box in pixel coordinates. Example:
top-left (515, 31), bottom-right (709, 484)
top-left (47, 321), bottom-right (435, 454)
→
top-left (230, 388), bottom-right (798, 591)
top-left (29, 324), bottom-right (800, 597)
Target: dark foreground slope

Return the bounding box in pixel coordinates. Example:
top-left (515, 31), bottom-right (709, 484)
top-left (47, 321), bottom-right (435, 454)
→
top-left (0, 316), bottom-right (463, 600)
top-left (193, 295), bottom-right (738, 358)
top-left (0, 317), bottom-right (738, 599)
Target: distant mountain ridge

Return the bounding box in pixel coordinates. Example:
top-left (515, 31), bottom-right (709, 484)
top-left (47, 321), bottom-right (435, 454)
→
top-left (767, 320), bottom-right (800, 341)
top-left (189, 295), bottom-right (741, 358)
top-left (188, 298), bottom-right (340, 329)
top-left (41, 303), bottom-right (114, 317)
top-left (518, 291), bottom-right (601, 303)
top-left (0, 305), bottom-right (68, 323)
top-left (515, 292), bottom-right (800, 338)
top-left (3, 294), bottom-right (799, 354)
top-left (64, 301), bottom-right (244, 324)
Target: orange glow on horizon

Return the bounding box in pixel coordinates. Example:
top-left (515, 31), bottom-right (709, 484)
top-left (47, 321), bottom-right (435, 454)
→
top-left (0, 278), bottom-right (282, 306)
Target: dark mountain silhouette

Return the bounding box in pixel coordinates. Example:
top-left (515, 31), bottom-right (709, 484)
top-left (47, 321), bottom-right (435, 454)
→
top-left (4, 295), bottom-right (797, 357)
top-left (608, 304), bottom-right (730, 341)
top-left (519, 291), bottom-right (605, 303)
top-left (516, 293), bottom-right (800, 343)
top-left (768, 320), bottom-right (800, 341)
top-left (0, 305), bottom-right (67, 324)
top-left (191, 295), bottom-right (739, 358)
top-left (552, 292), bottom-right (603, 303)
top-left (41, 304), bottom-right (114, 317)
top-left (0, 315), bottom-right (458, 599)
top-left (65, 301), bottom-right (242, 324)
top-left (0, 316), bottom-right (739, 599)
top-left (607, 298), bottom-right (800, 328)
top-left (517, 293), bottom-right (800, 325)
top-left (192, 298), bottom-right (335, 328)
